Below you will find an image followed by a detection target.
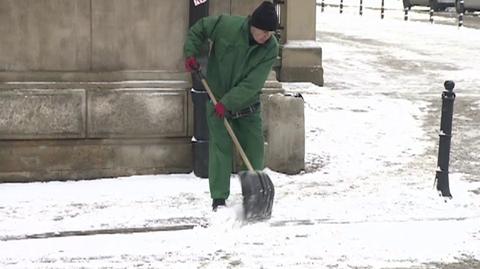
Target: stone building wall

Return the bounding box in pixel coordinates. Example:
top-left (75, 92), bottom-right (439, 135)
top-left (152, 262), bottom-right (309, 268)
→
top-left (0, 0), bottom-right (307, 182)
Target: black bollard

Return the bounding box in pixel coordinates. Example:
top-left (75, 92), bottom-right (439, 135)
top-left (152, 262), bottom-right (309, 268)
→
top-left (404, 7), bottom-right (409, 21)
top-left (381, 0), bottom-right (385, 19)
top-left (458, 0), bottom-right (464, 27)
top-left (189, 0), bottom-right (210, 178)
top-left (434, 81), bottom-right (456, 198)
top-left (340, 0), bottom-right (344, 13)
top-left (322, 0), bottom-right (325, 12)
top-left (360, 0), bottom-right (363, 15)
top-left (429, 8), bottom-right (434, 23)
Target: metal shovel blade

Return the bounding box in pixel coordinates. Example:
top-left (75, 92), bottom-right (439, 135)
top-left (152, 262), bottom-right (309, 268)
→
top-left (239, 171), bottom-right (275, 221)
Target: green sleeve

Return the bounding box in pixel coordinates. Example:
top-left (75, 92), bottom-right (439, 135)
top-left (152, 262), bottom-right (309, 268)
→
top-left (183, 16), bottom-right (222, 58)
top-left (220, 46), bottom-right (278, 112)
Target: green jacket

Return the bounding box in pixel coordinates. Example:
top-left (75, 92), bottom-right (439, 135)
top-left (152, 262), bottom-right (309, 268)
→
top-left (184, 15), bottom-right (279, 112)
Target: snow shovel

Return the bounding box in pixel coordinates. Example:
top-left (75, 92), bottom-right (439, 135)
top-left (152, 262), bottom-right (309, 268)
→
top-left (194, 69), bottom-right (275, 221)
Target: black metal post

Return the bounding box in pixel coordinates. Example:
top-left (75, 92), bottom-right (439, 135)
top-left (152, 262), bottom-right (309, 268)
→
top-left (359, 0), bottom-right (363, 15)
top-left (321, 0), bottom-right (325, 12)
top-left (340, 0), bottom-right (344, 13)
top-left (189, 0), bottom-right (210, 178)
top-left (458, 0), bottom-right (464, 27)
top-left (435, 80), bottom-right (456, 198)
top-left (381, 0), bottom-right (385, 19)
top-left (404, 7), bottom-right (409, 21)
top-left (189, 0), bottom-right (208, 26)
top-left (429, 8), bottom-right (434, 23)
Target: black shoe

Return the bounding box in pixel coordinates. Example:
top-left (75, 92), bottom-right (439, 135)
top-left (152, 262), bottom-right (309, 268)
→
top-left (212, 199), bottom-right (226, 211)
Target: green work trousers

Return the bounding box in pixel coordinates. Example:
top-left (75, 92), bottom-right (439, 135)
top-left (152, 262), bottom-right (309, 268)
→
top-left (206, 102), bottom-right (264, 200)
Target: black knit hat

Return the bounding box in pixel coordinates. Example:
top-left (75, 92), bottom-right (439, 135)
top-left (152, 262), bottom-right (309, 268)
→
top-left (251, 1), bottom-right (278, 31)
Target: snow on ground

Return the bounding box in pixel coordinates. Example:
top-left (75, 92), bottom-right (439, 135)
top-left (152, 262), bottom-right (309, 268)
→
top-left (1, 3), bottom-right (480, 269)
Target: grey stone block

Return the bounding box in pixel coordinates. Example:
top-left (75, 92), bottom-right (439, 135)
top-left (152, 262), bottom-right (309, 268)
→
top-left (280, 43), bottom-right (324, 86)
top-left (280, 66), bottom-right (324, 86)
top-left (1, 0), bottom-right (189, 73)
top-left (0, 89), bottom-right (86, 139)
top-left (88, 88), bottom-right (188, 138)
top-left (0, 139), bottom-right (192, 182)
top-left (264, 93), bottom-right (305, 174)
top-left (282, 43), bottom-right (323, 67)
top-left (209, 0), bottom-right (264, 16)
top-left (91, 0), bottom-right (187, 71)
top-left (0, 71), bottom-right (190, 83)
top-left (0, 0), bottom-right (90, 71)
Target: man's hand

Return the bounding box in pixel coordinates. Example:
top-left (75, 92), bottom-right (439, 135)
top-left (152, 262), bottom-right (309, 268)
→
top-left (184, 56), bottom-right (199, 72)
top-left (214, 103), bottom-right (226, 118)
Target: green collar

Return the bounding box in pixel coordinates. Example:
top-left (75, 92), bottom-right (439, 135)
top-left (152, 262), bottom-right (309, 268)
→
top-left (241, 17), bottom-right (251, 46)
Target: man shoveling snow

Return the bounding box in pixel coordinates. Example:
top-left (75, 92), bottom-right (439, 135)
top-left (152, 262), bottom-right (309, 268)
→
top-left (184, 1), bottom-right (278, 219)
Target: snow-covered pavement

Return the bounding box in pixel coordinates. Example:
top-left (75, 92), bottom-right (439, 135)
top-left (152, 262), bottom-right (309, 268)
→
top-left (1, 3), bottom-right (480, 269)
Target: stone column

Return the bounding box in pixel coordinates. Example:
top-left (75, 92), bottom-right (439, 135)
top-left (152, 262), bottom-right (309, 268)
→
top-left (280, 0), bottom-right (323, 86)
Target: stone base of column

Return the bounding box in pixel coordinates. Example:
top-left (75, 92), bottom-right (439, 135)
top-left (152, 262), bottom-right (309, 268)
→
top-left (280, 41), bottom-right (324, 86)
top-left (0, 79), bottom-right (193, 182)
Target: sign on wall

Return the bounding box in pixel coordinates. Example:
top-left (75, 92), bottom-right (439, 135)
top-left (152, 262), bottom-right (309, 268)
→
top-left (193, 0), bottom-right (207, 6)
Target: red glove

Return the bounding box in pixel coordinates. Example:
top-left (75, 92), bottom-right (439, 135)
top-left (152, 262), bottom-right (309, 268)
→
top-left (214, 103), bottom-right (226, 118)
top-left (184, 56), bottom-right (199, 72)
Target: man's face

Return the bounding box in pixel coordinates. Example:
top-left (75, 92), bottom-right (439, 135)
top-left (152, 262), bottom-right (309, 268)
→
top-left (250, 26), bottom-right (274, 44)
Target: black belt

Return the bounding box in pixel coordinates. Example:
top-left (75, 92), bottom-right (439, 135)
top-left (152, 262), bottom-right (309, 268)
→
top-left (227, 102), bottom-right (260, 119)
